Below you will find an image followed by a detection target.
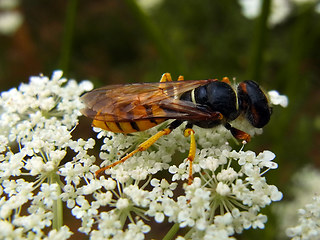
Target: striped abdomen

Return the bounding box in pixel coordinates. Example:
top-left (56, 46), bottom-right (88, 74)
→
top-left (91, 104), bottom-right (168, 133)
top-left (92, 118), bottom-right (165, 133)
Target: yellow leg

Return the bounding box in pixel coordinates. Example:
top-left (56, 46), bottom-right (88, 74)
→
top-left (177, 75), bottom-right (184, 81)
top-left (160, 73), bottom-right (185, 82)
top-left (160, 73), bottom-right (173, 82)
top-left (95, 128), bottom-right (172, 177)
top-left (184, 128), bottom-right (196, 185)
top-left (222, 77), bottom-right (231, 84)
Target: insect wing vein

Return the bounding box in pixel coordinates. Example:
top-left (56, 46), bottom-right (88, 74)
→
top-left (81, 80), bottom-right (215, 121)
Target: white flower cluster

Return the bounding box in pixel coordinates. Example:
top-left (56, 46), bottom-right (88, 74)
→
top-left (274, 166), bottom-right (320, 239)
top-left (0, 71), bottom-right (286, 239)
top-left (93, 114), bottom-right (283, 238)
top-left (286, 195), bottom-right (320, 240)
top-left (0, 71), bottom-right (94, 239)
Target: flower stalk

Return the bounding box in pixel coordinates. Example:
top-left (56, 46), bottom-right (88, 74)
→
top-left (163, 223), bottom-right (180, 240)
top-left (51, 174), bottom-right (63, 230)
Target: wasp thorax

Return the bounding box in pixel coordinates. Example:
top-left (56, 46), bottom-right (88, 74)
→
top-left (204, 81), bottom-right (239, 121)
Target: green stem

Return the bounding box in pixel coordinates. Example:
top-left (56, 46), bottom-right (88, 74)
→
top-left (247, 0), bottom-right (271, 81)
top-left (59, 0), bottom-right (78, 74)
top-left (183, 227), bottom-right (194, 240)
top-left (162, 223), bottom-right (180, 240)
top-left (51, 174), bottom-right (64, 230)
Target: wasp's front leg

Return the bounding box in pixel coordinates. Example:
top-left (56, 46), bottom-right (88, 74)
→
top-left (224, 123), bottom-right (251, 143)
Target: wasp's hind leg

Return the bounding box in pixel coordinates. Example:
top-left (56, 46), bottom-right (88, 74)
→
top-left (183, 123), bottom-right (196, 185)
top-left (224, 123), bottom-right (251, 143)
top-left (95, 120), bottom-right (183, 177)
top-left (95, 128), bottom-right (172, 177)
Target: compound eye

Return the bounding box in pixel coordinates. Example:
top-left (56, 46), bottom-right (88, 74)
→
top-left (238, 81), bottom-right (272, 128)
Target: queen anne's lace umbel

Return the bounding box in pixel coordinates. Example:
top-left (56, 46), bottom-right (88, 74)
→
top-left (0, 71), bottom-right (287, 239)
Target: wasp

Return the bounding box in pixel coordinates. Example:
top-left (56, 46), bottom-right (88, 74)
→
top-left (81, 73), bottom-right (272, 184)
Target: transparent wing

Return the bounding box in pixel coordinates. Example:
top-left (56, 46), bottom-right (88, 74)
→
top-left (81, 79), bottom-right (218, 121)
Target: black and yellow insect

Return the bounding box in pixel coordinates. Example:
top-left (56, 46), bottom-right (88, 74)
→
top-left (81, 73), bottom-right (272, 184)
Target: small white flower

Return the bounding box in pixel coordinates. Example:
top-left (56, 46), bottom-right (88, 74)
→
top-left (268, 90), bottom-right (289, 107)
top-left (99, 177), bottom-right (117, 190)
top-left (150, 178), bottom-right (177, 198)
top-left (124, 185), bottom-right (150, 207)
top-left (216, 182), bottom-right (231, 196)
top-left (147, 201), bottom-right (165, 223)
top-left (94, 192), bottom-right (113, 206)
top-left (81, 179), bottom-right (102, 195)
top-left (34, 183), bottom-right (59, 208)
top-left (217, 168), bottom-right (239, 182)
top-left (47, 226), bottom-right (73, 240)
top-left (169, 162), bottom-right (189, 182)
top-left (61, 184), bottom-right (77, 208)
top-left (0, 11), bottom-right (23, 35)
top-left (256, 150), bottom-right (277, 169)
top-left (214, 212), bottom-right (234, 230)
top-left (59, 162), bottom-right (83, 186)
top-left (116, 198), bottom-right (130, 210)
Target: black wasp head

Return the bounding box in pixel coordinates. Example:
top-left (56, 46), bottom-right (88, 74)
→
top-left (237, 80), bottom-right (272, 128)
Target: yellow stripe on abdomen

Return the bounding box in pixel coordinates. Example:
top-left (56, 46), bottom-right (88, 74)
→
top-left (92, 120), bottom-right (123, 133)
top-left (105, 122), bottom-right (123, 133)
top-left (92, 119), bottom-right (165, 133)
top-left (92, 119), bottom-right (111, 131)
top-left (118, 122), bottom-right (138, 133)
top-left (92, 104), bottom-right (168, 133)
top-left (134, 119), bottom-right (165, 132)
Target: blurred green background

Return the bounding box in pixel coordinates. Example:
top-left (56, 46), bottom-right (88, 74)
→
top-left (0, 0), bottom-right (319, 239)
